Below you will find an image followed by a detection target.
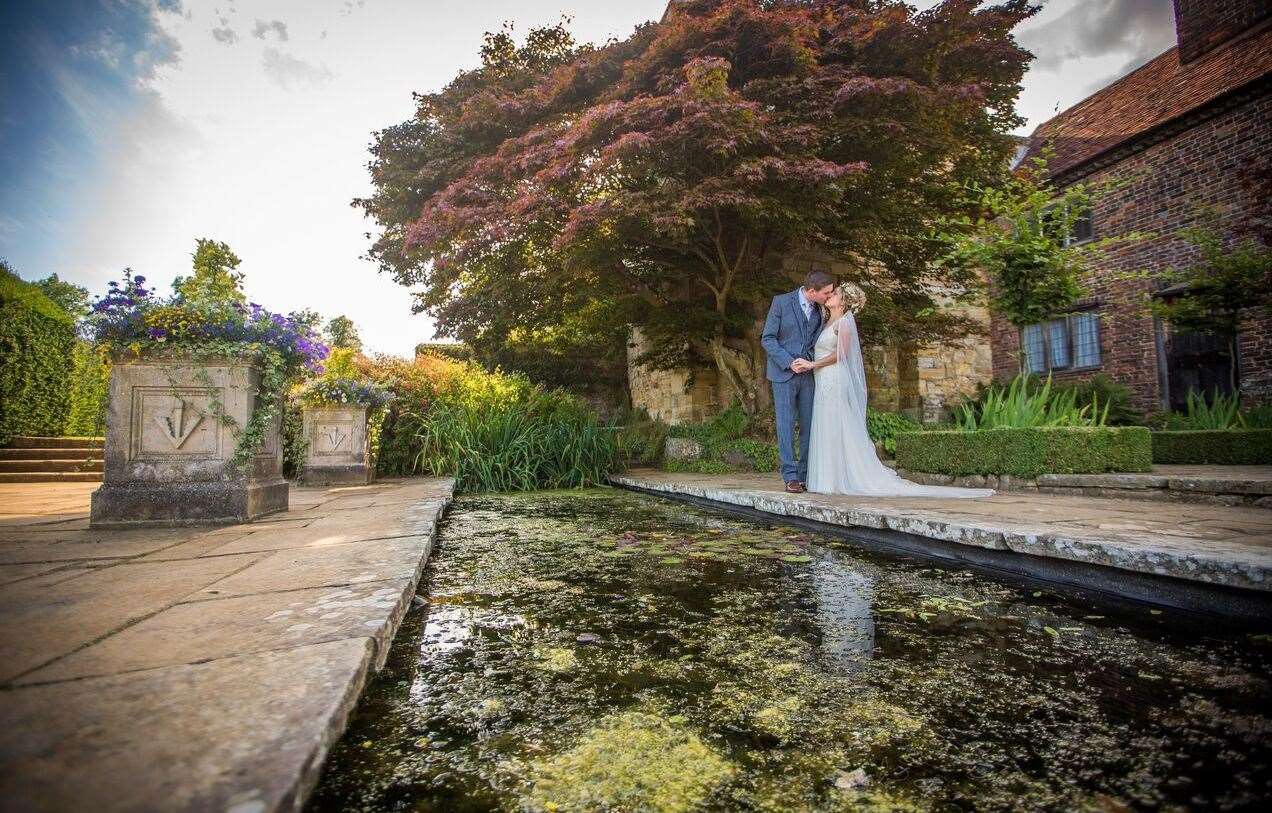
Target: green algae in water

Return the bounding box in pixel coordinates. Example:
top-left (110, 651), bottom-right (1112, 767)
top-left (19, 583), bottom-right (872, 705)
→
top-left (309, 491), bottom-right (1272, 812)
top-left (524, 709), bottom-right (733, 812)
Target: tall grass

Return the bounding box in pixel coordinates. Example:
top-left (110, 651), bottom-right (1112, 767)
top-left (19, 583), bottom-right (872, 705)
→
top-left (1162, 389), bottom-right (1246, 430)
top-left (959, 374), bottom-right (1108, 430)
top-left (350, 351), bottom-right (617, 491)
top-left (410, 388), bottom-right (615, 492)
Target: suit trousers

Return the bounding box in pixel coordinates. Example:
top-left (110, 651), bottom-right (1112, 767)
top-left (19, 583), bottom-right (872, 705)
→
top-left (772, 371), bottom-right (815, 483)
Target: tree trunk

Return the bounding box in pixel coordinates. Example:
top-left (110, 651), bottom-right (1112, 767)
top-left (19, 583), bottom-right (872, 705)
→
top-left (709, 333), bottom-right (760, 414)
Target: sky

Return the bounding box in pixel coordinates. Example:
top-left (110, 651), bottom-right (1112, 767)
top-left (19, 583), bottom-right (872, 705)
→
top-left (0, 0), bottom-right (1178, 356)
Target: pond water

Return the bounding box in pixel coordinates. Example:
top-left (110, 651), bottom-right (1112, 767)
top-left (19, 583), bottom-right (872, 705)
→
top-left (309, 490), bottom-right (1272, 812)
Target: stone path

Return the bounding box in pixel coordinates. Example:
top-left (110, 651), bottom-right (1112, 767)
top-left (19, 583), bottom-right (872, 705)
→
top-left (0, 477), bottom-right (453, 813)
top-left (612, 470), bottom-right (1272, 596)
top-left (890, 462), bottom-right (1272, 508)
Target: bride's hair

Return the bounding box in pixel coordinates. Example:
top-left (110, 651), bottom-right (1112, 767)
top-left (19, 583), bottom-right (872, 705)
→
top-left (824, 282), bottom-right (866, 320)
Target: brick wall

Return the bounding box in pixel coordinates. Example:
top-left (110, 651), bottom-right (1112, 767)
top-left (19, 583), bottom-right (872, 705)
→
top-left (1174, 0), bottom-right (1271, 63)
top-left (990, 91), bottom-right (1272, 411)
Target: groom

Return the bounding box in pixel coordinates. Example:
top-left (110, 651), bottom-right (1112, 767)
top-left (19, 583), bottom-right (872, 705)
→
top-left (761, 270), bottom-right (836, 493)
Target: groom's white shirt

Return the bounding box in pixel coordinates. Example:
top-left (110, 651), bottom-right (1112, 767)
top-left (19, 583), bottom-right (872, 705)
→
top-left (797, 287), bottom-right (812, 320)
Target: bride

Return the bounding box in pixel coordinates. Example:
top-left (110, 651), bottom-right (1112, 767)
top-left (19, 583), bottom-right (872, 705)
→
top-left (806, 283), bottom-right (993, 498)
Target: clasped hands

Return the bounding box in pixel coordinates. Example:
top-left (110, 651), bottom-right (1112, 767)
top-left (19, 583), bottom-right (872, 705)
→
top-left (791, 358), bottom-right (814, 374)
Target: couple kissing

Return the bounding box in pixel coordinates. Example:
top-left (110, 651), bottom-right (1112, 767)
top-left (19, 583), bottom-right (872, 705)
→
top-left (761, 271), bottom-right (992, 500)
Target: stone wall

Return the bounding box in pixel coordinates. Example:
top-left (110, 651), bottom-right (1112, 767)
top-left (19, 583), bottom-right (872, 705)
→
top-left (626, 246), bottom-right (993, 425)
top-left (916, 303), bottom-right (995, 423)
top-left (626, 328), bottom-right (722, 425)
top-left (990, 91), bottom-right (1272, 411)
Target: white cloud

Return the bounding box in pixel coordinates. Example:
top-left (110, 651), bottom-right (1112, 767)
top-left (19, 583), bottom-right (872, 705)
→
top-left (261, 47), bottom-right (333, 89)
top-left (211, 25), bottom-right (237, 44)
top-left (252, 19), bottom-right (289, 42)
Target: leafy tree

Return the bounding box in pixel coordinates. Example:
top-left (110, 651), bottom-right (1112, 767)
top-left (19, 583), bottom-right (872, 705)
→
top-left (173, 238), bottom-right (246, 316)
top-left (1144, 227), bottom-right (1272, 395)
top-left (325, 315), bottom-right (363, 350)
top-left (939, 150), bottom-right (1100, 328)
top-left (34, 274), bottom-right (90, 319)
top-left (358, 1), bottom-right (1036, 412)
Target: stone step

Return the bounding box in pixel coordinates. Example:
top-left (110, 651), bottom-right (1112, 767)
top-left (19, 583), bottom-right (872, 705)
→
top-left (0, 472), bottom-right (103, 483)
top-left (0, 448), bottom-right (101, 461)
top-left (0, 459), bottom-right (104, 474)
top-left (7, 436), bottom-right (104, 450)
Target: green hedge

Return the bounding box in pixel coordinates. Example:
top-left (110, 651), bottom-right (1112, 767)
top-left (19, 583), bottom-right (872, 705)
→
top-left (895, 426), bottom-right (1153, 477)
top-left (62, 342), bottom-right (110, 436)
top-left (0, 267), bottom-right (76, 444)
top-left (1151, 430), bottom-right (1272, 465)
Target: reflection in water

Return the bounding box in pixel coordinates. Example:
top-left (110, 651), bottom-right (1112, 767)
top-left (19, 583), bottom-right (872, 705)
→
top-left (810, 554), bottom-right (876, 665)
top-left (310, 491), bottom-right (1272, 813)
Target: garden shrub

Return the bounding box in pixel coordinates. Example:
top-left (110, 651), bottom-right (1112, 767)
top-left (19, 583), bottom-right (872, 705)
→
top-left (281, 398), bottom-right (307, 479)
top-left (365, 351), bottom-right (615, 491)
top-left (63, 342), bottom-right (110, 436)
top-left (721, 438), bottom-right (781, 472)
top-left (1151, 430), bottom-right (1272, 465)
top-left (895, 426), bottom-right (1152, 477)
top-left (647, 405), bottom-right (783, 474)
top-left (866, 408), bottom-right (921, 457)
top-left (661, 458), bottom-right (734, 475)
top-left (959, 373), bottom-right (1141, 428)
top-left (614, 408), bottom-right (669, 467)
top-left (0, 264), bottom-right (76, 443)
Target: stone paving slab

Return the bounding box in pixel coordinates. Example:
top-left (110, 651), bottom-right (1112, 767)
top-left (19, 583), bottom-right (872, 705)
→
top-left (612, 470), bottom-right (1272, 593)
top-left (0, 476), bottom-right (453, 812)
top-left (0, 639), bottom-right (375, 813)
top-left (21, 580), bottom-right (412, 684)
top-left (193, 536), bottom-right (433, 599)
top-left (0, 555), bottom-right (264, 682)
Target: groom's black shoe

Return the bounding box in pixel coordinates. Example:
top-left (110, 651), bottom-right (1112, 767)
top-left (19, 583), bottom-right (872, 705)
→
top-left (785, 481), bottom-right (806, 493)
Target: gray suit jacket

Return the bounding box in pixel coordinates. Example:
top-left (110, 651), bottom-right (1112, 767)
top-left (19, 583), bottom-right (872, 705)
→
top-left (761, 289), bottom-right (822, 383)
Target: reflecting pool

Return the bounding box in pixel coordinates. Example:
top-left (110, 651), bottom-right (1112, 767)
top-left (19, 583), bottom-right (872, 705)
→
top-left (310, 490), bottom-right (1272, 812)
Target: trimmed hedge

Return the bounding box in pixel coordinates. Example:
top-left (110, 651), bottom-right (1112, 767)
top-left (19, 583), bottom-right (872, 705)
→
top-left (63, 342), bottom-right (110, 436)
top-left (895, 426), bottom-right (1153, 478)
top-left (1151, 430), bottom-right (1272, 465)
top-left (0, 267), bottom-right (76, 444)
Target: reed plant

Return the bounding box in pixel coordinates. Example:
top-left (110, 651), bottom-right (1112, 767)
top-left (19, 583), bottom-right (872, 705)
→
top-left (365, 350), bottom-right (613, 491)
top-left (410, 388), bottom-right (614, 492)
top-left (1161, 389), bottom-right (1246, 430)
top-left (958, 373), bottom-right (1108, 430)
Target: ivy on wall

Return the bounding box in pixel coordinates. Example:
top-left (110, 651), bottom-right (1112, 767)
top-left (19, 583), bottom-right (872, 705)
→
top-left (0, 264), bottom-right (76, 444)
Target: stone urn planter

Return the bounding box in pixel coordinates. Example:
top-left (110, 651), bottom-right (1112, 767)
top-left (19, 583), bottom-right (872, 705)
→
top-left (300, 403), bottom-right (374, 485)
top-left (90, 353), bottom-right (289, 527)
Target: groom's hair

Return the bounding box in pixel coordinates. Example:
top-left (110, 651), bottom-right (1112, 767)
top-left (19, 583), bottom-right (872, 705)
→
top-left (802, 269), bottom-right (836, 291)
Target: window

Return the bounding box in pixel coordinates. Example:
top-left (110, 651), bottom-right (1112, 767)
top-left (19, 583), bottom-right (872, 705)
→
top-left (1042, 202), bottom-right (1094, 247)
top-left (1064, 205), bottom-right (1094, 246)
top-left (1021, 311), bottom-right (1101, 374)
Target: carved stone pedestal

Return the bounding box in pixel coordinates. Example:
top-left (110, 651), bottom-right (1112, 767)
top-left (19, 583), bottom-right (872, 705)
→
top-left (90, 353), bottom-right (289, 527)
top-left (300, 404), bottom-right (373, 485)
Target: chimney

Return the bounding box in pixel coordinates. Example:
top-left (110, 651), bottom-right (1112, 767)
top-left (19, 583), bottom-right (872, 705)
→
top-left (1173, 0), bottom-right (1271, 63)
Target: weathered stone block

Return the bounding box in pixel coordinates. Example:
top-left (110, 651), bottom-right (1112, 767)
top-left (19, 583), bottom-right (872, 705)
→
top-left (664, 437), bottom-right (704, 463)
top-left (90, 354), bottom-right (288, 527)
top-left (300, 405), bottom-right (373, 485)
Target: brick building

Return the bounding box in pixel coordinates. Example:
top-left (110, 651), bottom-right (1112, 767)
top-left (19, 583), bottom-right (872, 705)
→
top-left (991, 0), bottom-right (1271, 412)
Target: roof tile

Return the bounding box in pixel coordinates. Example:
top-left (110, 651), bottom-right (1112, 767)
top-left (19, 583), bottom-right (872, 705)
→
top-left (1023, 22), bottom-right (1272, 179)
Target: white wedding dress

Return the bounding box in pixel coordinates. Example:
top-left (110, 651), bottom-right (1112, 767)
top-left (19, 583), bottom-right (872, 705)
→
top-left (806, 313), bottom-right (993, 498)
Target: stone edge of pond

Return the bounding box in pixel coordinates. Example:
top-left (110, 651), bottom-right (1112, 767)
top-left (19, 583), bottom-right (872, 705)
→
top-left (294, 479), bottom-right (456, 810)
top-left (609, 474), bottom-right (1272, 625)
